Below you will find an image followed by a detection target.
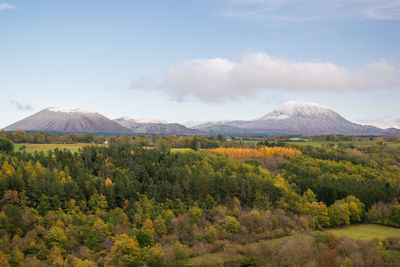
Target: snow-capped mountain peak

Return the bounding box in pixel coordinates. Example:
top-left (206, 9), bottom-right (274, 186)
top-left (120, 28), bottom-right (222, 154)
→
top-left (262, 101), bottom-right (334, 120)
top-left (47, 107), bottom-right (96, 114)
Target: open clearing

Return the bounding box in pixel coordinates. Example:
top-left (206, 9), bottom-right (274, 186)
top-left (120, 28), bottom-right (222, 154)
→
top-left (170, 148), bottom-right (193, 153)
top-left (326, 224), bottom-right (400, 240)
top-left (14, 143), bottom-right (100, 153)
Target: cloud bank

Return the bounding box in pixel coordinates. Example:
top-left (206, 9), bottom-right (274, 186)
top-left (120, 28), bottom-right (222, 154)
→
top-left (131, 53), bottom-right (400, 102)
top-left (0, 3), bottom-right (15, 11)
top-left (222, 0), bottom-right (400, 22)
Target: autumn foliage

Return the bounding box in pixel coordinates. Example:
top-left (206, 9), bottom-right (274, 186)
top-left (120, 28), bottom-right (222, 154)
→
top-left (211, 146), bottom-right (302, 159)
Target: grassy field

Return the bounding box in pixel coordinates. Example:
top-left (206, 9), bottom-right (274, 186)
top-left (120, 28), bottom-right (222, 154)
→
top-left (326, 224), bottom-right (400, 240)
top-left (170, 148), bottom-right (193, 153)
top-left (14, 143), bottom-right (100, 153)
top-left (286, 141), bottom-right (400, 148)
top-left (236, 140), bottom-right (260, 144)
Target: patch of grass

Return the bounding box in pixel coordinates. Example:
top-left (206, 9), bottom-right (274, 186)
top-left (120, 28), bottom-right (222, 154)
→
top-left (286, 141), bottom-right (324, 147)
top-left (235, 140), bottom-right (260, 144)
top-left (171, 148), bottom-right (193, 153)
top-left (326, 224), bottom-right (400, 240)
top-left (269, 237), bottom-right (284, 243)
top-left (14, 143), bottom-right (101, 153)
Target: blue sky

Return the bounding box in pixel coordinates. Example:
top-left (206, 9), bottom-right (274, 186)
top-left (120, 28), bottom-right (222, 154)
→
top-left (1, 0), bottom-right (400, 128)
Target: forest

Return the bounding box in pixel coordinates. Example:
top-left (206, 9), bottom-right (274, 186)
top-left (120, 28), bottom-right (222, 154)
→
top-left (0, 132), bottom-right (400, 266)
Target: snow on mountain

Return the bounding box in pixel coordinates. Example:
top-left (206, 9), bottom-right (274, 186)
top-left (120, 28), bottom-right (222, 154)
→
top-left (261, 101), bottom-right (339, 120)
top-left (183, 120), bottom-right (206, 128)
top-left (119, 116), bottom-right (162, 124)
top-left (47, 107), bottom-right (96, 114)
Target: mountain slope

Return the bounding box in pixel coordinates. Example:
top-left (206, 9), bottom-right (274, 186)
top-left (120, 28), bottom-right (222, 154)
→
top-left (3, 107), bottom-right (131, 134)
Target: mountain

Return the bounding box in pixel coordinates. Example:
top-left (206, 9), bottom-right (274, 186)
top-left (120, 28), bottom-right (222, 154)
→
top-left (195, 101), bottom-right (400, 136)
top-left (3, 107), bottom-right (131, 134)
top-left (114, 117), bottom-right (197, 135)
top-left (3, 102), bottom-right (400, 136)
top-left (114, 116), bottom-right (162, 128)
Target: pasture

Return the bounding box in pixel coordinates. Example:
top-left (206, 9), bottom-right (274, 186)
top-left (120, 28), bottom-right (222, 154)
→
top-left (14, 143), bottom-right (100, 153)
top-left (326, 224), bottom-right (400, 240)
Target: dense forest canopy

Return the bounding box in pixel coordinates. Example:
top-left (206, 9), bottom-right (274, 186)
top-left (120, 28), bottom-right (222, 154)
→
top-left (0, 131), bottom-right (400, 266)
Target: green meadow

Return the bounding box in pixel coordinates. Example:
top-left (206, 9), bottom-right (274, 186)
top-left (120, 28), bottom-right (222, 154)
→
top-left (14, 143), bottom-right (100, 153)
top-left (326, 224), bottom-right (400, 240)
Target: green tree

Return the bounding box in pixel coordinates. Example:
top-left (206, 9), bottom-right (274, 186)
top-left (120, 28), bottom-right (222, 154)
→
top-left (204, 226), bottom-right (218, 242)
top-left (344, 195), bottom-right (364, 223)
top-left (328, 200), bottom-right (350, 227)
top-left (391, 205), bottom-right (400, 227)
top-left (307, 201), bottom-right (330, 229)
top-left (218, 216), bottom-right (240, 233)
top-left (136, 229), bottom-right (154, 248)
top-left (108, 234), bottom-right (140, 267)
top-left (37, 194), bottom-right (51, 216)
top-left (0, 251), bottom-right (10, 267)
top-left (153, 215), bottom-right (167, 237)
top-left (140, 248), bottom-right (165, 267)
top-left (10, 248), bottom-right (24, 267)
top-left (88, 193), bottom-right (108, 213)
top-left (154, 139), bottom-right (171, 153)
top-left (0, 137), bottom-right (13, 153)
top-left (45, 226), bottom-right (67, 248)
top-left (188, 206), bottom-right (203, 225)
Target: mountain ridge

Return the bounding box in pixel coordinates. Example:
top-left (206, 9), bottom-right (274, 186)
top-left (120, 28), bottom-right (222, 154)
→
top-left (3, 102), bottom-right (400, 136)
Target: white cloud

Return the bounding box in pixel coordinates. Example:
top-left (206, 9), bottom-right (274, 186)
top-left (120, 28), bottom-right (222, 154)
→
top-left (131, 53), bottom-right (400, 102)
top-left (0, 3), bottom-right (15, 11)
top-left (222, 0), bottom-right (400, 22)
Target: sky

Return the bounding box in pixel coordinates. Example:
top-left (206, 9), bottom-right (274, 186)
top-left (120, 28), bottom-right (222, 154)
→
top-left (1, 0), bottom-right (400, 129)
